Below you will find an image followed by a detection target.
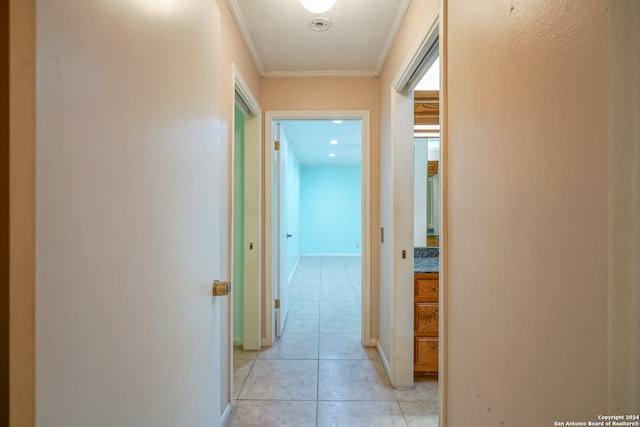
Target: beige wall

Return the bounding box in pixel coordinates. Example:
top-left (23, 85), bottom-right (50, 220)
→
top-left (261, 76), bottom-right (380, 340)
top-left (609, 0), bottom-right (640, 412)
top-left (2, 2), bottom-right (9, 423)
top-left (9, 0), bottom-right (36, 425)
top-left (446, 0), bottom-right (609, 424)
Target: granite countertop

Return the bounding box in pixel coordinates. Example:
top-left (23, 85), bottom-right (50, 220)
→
top-left (414, 246), bottom-right (439, 273)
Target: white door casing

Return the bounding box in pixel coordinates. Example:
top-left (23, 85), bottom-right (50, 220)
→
top-left (232, 66), bottom-right (262, 351)
top-left (263, 110), bottom-right (373, 347)
top-left (389, 0), bottom-right (442, 400)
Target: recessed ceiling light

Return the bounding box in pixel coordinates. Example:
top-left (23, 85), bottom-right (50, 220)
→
top-left (300, 0), bottom-right (336, 14)
top-left (329, 153), bottom-right (336, 157)
top-left (333, 120), bottom-right (343, 124)
top-left (330, 139), bottom-right (339, 145)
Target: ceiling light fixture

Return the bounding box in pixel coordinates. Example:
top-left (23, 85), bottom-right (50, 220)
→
top-left (329, 153), bottom-right (336, 157)
top-left (330, 139), bottom-right (339, 145)
top-left (300, 0), bottom-right (336, 14)
top-left (333, 120), bottom-right (343, 124)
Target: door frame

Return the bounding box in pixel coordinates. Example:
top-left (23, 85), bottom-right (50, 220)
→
top-left (389, 2), bottom-right (446, 417)
top-left (230, 62), bottom-right (262, 367)
top-left (263, 110), bottom-right (373, 347)
top-left (231, 65), bottom-right (262, 353)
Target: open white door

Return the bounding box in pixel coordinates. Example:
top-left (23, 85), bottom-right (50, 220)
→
top-left (274, 123), bottom-right (290, 338)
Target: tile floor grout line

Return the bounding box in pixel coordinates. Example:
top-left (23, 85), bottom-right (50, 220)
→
top-left (230, 256), bottom-right (437, 426)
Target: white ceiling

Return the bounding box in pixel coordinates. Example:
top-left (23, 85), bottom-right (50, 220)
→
top-left (226, 0), bottom-right (410, 77)
top-left (228, 0), bottom-right (414, 165)
top-left (279, 119), bottom-right (362, 165)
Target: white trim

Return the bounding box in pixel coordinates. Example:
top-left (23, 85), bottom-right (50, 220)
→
top-left (288, 256), bottom-right (301, 284)
top-left (388, 4), bottom-right (442, 390)
top-left (364, 338), bottom-right (378, 347)
top-left (392, 5), bottom-right (441, 94)
top-left (262, 70), bottom-right (379, 78)
top-left (264, 110), bottom-right (373, 348)
top-left (301, 253), bottom-right (363, 257)
top-left (232, 65), bottom-right (262, 352)
top-left (220, 402), bottom-right (232, 427)
top-left (374, 0), bottom-right (411, 75)
top-left (225, 0), bottom-right (265, 75)
top-left (438, 4), bottom-right (448, 425)
top-left (377, 340), bottom-right (392, 383)
top-left (233, 64), bottom-right (260, 117)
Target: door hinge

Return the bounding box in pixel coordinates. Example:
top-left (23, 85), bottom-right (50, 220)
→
top-left (275, 298), bottom-right (280, 309)
top-left (274, 140), bottom-right (280, 151)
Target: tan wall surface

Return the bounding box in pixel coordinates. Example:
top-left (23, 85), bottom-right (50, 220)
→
top-left (609, 0), bottom-right (640, 413)
top-left (2, 1), bottom-right (9, 422)
top-left (446, 0), bottom-right (609, 424)
top-left (9, 0), bottom-right (35, 425)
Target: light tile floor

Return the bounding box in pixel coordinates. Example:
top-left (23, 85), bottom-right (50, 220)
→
top-left (229, 256), bottom-right (438, 427)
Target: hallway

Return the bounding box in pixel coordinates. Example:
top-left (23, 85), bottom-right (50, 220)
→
top-left (229, 256), bottom-right (438, 426)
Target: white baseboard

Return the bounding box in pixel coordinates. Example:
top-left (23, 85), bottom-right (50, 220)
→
top-left (288, 255), bottom-right (301, 283)
top-left (377, 340), bottom-right (393, 385)
top-left (220, 401), bottom-right (232, 427)
top-left (301, 253), bottom-right (362, 257)
top-left (364, 338), bottom-right (378, 347)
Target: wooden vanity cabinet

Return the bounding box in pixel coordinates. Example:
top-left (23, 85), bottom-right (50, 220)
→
top-left (414, 272), bottom-right (439, 374)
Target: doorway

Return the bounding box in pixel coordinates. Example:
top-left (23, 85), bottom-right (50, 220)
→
top-left (390, 5), bottom-right (445, 422)
top-left (264, 111), bottom-right (373, 348)
top-left (276, 119), bottom-right (363, 340)
top-left (231, 66), bottom-right (262, 356)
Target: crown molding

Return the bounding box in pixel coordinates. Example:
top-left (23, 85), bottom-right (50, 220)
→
top-left (374, 0), bottom-right (410, 75)
top-left (226, 0), bottom-right (265, 75)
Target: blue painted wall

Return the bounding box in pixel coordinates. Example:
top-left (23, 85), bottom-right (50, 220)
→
top-left (300, 165), bottom-right (362, 254)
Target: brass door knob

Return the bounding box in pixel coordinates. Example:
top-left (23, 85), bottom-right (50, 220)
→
top-left (213, 280), bottom-right (231, 296)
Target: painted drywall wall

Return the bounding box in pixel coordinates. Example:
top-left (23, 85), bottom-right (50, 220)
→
top-left (10, 0), bottom-right (36, 424)
top-left (34, 1), bottom-right (261, 426)
top-left (300, 165), bottom-right (362, 255)
top-left (261, 77), bottom-right (379, 339)
top-left (233, 104), bottom-right (245, 346)
top-left (428, 141), bottom-right (441, 239)
top-left (1, 3), bottom-right (9, 422)
top-left (446, 0), bottom-right (610, 424)
top-left (414, 137), bottom-right (441, 246)
top-left (609, 0), bottom-right (640, 412)
top-left (414, 138), bottom-right (427, 246)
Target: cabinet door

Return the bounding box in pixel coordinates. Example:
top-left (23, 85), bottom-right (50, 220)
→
top-left (415, 275), bottom-right (438, 303)
top-left (415, 303), bottom-right (438, 336)
top-left (415, 337), bottom-right (438, 373)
